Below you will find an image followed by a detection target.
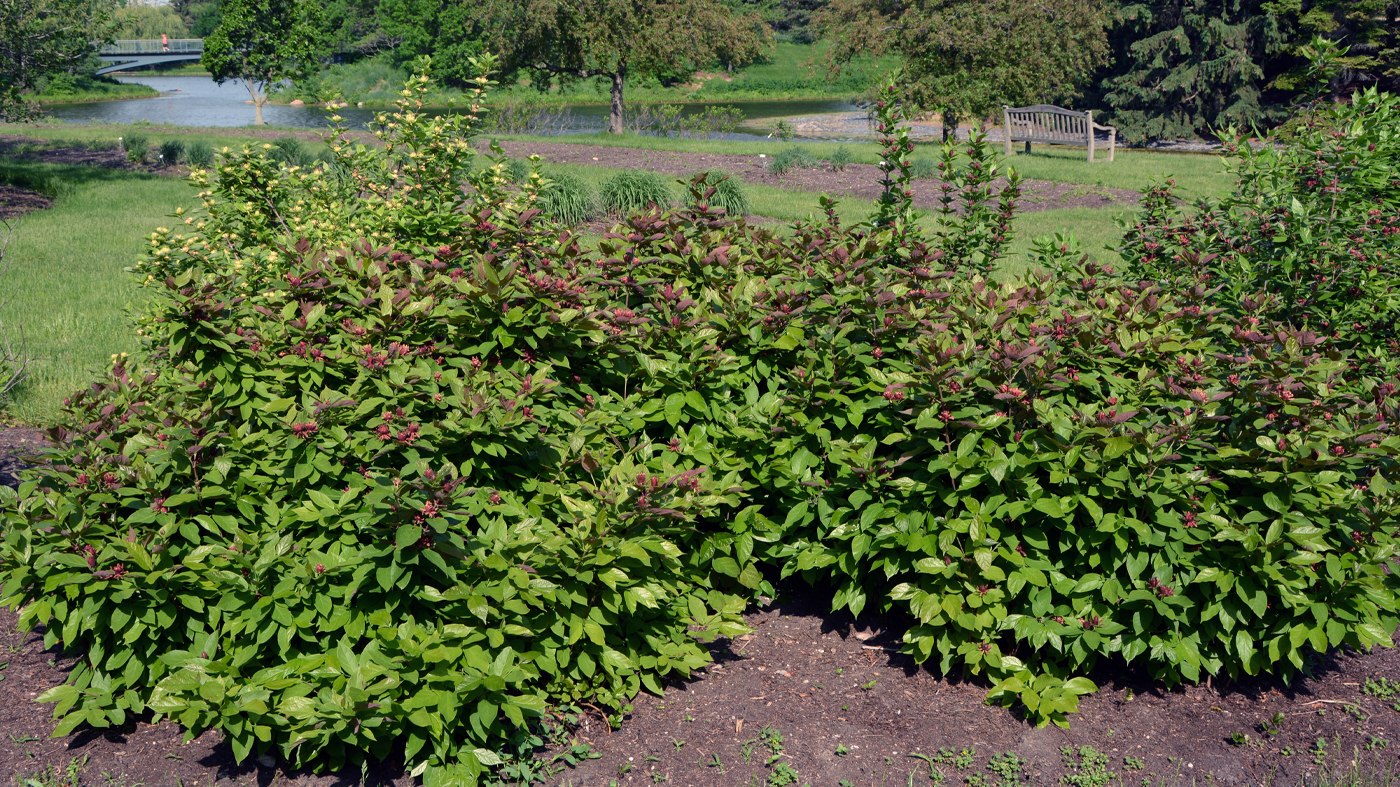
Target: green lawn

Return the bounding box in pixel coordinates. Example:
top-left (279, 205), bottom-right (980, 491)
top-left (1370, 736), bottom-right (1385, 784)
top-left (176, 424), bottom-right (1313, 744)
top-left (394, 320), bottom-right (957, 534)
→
top-left (0, 162), bottom-right (194, 423)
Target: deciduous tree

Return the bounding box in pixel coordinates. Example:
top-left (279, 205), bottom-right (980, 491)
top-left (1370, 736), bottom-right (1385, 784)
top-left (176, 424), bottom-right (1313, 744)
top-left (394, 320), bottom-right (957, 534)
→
top-left (0, 0), bottom-right (115, 121)
top-left (201, 0), bottom-right (322, 125)
top-left (817, 0), bottom-right (1110, 139)
top-left (478, 0), bottom-right (771, 134)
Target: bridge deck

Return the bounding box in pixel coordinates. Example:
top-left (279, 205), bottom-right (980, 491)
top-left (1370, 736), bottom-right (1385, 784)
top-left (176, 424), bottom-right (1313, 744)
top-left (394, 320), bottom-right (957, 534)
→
top-left (95, 40), bottom-right (203, 75)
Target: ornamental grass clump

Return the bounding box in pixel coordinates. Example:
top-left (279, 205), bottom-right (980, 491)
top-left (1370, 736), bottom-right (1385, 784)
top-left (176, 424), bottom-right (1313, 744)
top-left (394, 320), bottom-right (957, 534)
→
top-left (537, 171), bottom-right (598, 226)
top-left (185, 140), bottom-right (215, 169)
top-left (686, 170), bottom-right (750, 217)
top-left (599, 170), bottom-right (672, 215)
top-left (1, 64), bottom-right (1398, 783)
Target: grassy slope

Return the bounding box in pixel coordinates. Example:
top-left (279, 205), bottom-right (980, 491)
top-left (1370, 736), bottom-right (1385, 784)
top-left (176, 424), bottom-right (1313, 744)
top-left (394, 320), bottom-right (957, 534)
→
top-left (0, 163), bottom-right (194, 422)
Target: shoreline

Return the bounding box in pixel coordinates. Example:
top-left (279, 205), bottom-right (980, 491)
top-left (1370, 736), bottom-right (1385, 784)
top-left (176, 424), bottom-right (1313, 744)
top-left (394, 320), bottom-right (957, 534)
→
top-left (265, 93), bottom-right (865, 111)
top-left (37, 89), bottom-right (161, 107)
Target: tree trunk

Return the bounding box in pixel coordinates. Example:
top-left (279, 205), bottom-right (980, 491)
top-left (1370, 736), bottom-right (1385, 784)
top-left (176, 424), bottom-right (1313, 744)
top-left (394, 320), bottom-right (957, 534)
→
top-left (609, 69), bottom-right (626, 135)
top-left (247, 80), bottom-right (266, 126)
top-left (942, 110), bottom-right (958, 143)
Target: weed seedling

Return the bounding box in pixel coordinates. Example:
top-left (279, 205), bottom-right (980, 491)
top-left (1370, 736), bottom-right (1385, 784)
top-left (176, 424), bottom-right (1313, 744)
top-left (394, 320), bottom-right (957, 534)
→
top-left (987, 751), bottom-right (1027, 785)
top-left (1123, 756), bottom-right (1145, 770)
top-left (619, 762), bottom-right (632, 777)
top-left (740, 740), bottom-right (756, 763)
top-left (672, 738), bottom-right (685, 751)
top-left (651, 773), bottom-right (667, 784)
top-left (1060, 745), bottom-right (1115, 787)
top-left (645, 755), bottom-right (661, 763)
top-left (705, 753), bottom-right (725, 773)
top-left (861, 679), bottom-right (877, 690)
top-left (1312, 737), bottom-right (1330, 766)
top-left (929, 747), bottom-right (975, 770)
top-left (840, 782), bottom-right (856, 787)
top-left (768, 762), bottom-right (800, 787)
top-left (1367, 735), bottom-right (1390, 751)
top-left (841, 704), bottom-right (850, 711)
top-left (835, 744), bottom-right (849, 756)
top-left (1363, 677), bottom-right (1400, 699)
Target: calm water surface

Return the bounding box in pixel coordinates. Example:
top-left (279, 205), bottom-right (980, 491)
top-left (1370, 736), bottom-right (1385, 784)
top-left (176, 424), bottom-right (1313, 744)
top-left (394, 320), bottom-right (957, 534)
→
top-left (41, 75), bottom-right (861, 141)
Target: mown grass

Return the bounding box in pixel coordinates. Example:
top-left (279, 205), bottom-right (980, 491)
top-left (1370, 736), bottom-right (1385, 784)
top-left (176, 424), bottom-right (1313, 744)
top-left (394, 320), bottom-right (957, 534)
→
top-left (0, 161), bottom-right (194, 423)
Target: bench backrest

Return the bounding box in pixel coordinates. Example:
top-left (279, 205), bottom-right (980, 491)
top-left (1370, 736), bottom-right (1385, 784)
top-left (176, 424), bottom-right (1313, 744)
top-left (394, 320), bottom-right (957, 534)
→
top-left (1004, 105), bottom-right (1090, 144)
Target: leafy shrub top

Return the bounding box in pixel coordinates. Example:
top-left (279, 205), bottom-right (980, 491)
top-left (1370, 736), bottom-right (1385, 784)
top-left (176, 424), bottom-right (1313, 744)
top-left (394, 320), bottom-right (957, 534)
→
top-left (1, 68), bottom-right (1399, 786)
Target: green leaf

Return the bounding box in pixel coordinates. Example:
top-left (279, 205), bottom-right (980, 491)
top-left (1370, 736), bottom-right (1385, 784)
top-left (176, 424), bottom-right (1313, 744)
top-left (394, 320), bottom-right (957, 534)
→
top-left (396, 524), bottom-right (422, 551)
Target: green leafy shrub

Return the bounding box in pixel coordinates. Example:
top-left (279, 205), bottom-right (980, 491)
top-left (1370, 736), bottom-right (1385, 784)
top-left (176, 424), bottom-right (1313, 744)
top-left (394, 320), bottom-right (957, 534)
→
top-left (121, 133), bottom-right (148, 164)
top-left (185, 139), bottom-right (214, 168)
top-left (4, 68), bottom-right (1400, 786)
top-left (687, 170), bottom-right (750, 217)
top-left (1120, 79), bottom-right (1400, 355)
top-left (768, 145), bottom-right (819, 176)
top-left (158, 139), bottom-right (184, 166)
top-left (2, 67), bottom-right (755, 781)
top-left (828, 145), bottom-right (853, 172)
top-left (599, 170), bottom-right (672, 215)
top-left (537, 171), bottom-right (598, 226)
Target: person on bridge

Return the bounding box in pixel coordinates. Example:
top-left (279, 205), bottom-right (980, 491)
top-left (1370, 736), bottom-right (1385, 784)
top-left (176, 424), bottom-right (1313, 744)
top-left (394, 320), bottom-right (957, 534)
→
top-left (162, 33), bottom-right (169, 51)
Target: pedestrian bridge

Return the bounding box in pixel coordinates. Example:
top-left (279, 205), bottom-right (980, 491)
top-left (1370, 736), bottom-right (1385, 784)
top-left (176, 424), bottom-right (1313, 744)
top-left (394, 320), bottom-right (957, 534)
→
top-left (96, 40), bottom-right (203, 76)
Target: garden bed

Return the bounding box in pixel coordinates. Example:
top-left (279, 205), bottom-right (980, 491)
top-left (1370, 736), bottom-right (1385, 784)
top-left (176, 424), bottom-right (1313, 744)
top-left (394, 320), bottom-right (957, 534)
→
top-left (0, 185), bottom-right (50, 219)
top-left (486, 140), bottom-right (1139, 213)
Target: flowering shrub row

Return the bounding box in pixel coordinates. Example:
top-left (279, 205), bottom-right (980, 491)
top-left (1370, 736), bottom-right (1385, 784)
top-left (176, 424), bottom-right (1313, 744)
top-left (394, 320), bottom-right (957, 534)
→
top-left (0, 64), bottom-right (1397, 782)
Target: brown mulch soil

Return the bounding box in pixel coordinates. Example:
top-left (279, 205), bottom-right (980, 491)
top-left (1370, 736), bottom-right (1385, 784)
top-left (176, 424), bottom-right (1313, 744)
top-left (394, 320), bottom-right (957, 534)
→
top-left (0, 186), bottom-right (50, 220)
top-left (0, 425), bottom-right (1396, 785)
top-left (487, 140), bottom-right (1139, 213)
top-left (0, 137), bottom-right (134, 170)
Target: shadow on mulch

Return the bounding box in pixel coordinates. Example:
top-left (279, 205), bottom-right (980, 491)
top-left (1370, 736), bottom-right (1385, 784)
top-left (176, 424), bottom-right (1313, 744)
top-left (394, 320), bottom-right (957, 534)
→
top-left (0, 444), bottom-right (1397, 786)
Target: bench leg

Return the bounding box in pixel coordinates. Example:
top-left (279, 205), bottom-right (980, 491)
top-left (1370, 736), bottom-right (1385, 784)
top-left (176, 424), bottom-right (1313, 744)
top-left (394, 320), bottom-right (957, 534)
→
top-left (1024, 140), bottom-right (1031, 155)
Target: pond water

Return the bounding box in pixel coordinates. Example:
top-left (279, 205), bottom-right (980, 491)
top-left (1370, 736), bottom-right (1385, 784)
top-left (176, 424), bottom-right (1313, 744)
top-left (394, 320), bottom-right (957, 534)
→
top-left (40, 75), bottom-right (864, 141)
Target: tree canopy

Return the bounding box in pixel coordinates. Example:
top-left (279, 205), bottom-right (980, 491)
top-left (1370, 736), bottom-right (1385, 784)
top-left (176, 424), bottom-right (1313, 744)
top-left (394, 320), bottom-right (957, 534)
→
top-left (477, 0), bottom-right (772, 133)
top-left (817, 0), bottom-right (1111, 137)
top-left (0, 0), bottom-right (114, 121)
top-left (201, 0), bottom-right (323, 125)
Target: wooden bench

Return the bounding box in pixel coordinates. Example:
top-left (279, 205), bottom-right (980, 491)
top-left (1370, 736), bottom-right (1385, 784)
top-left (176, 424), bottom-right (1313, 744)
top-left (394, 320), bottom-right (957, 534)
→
top-left (1002, 104), bottom-right (1117, 163)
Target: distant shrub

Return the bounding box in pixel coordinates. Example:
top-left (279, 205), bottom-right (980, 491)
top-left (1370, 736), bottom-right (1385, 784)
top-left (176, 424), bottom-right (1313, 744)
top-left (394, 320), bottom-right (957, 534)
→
top-left (120, 133), bottom-right (148, 164)
top-left (828, 145), bottom-right (853, 172)
top-left (769, 118), bottom-right (796, 141)
top-left (769, 145), bottom-right (819, 176)
top-left (687, 170), bottom-right (750, 216)
top-left (600, 170), bottom-right (672, 215)
top-left (157, 139), bottom-right (184, 166)
top-left (184, 140), bottom-right (214, 168)
top-left (909, 156), bottom-right (939, 179)
top-left (537, 171), bottom-right (597, 226)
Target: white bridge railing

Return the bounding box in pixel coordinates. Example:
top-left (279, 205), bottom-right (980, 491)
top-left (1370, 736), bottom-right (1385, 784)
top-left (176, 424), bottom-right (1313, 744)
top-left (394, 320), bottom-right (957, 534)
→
top-left (99, 39), bottom-right (204, 55)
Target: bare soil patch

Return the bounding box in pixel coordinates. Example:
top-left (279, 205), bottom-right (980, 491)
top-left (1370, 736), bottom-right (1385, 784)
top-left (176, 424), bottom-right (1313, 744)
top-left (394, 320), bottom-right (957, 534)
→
top-left (0, 186), bottom-right (51, 220)
top-left (487, 140), bottom-right (1139, 213)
